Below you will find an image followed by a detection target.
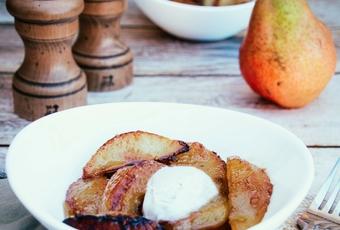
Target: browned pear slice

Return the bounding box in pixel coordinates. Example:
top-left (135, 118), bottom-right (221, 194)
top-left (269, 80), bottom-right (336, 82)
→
top-left (227, 157), bottom-right (273, 230)
top-left (100, 160), bottom-right (165, 216)
top-left (162, 195), bottom-right (228, 230)
top-left (64, 177), bottom-right (108, 217)
top-left (83, 131), bottom-right (189, 178)
top-left (167, 142), bottom-right (229, 229)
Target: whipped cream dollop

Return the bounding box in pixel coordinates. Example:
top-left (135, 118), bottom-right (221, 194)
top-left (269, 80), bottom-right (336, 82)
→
top-left (142, 166), bottom-right (218, 222)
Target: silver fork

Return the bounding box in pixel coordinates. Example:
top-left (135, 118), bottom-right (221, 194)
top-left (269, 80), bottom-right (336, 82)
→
top-left (308, 158), bottom-right (340, 224)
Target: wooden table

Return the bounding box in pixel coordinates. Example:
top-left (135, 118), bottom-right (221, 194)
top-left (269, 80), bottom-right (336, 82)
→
top-left (0, 0), bottom-right (339, 229)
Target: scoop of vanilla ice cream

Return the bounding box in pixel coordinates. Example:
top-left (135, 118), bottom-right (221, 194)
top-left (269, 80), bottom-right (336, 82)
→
top-left (142, 166), bottom-right (218, 222)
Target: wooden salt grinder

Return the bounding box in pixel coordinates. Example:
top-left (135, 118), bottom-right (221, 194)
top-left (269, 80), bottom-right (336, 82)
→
top-left (6, 0), bottom-right (87, 121)
top-left (73, 0), bottom-right (133, 92)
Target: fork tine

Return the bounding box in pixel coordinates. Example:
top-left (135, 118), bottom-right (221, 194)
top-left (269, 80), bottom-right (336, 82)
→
top-left (310, 158), bottom-right (340, 211)
top-left (323, 180), bottom-right (339, 213)
top-left (309, 158), bottom-right (340, 224)
top-left (334, 194), bottom-right (340, 216)
top-left (333, 186), bottom-right (340, 216)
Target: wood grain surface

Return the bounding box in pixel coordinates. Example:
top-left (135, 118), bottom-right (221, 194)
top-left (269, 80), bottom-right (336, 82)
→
top-left (0, 25), bottom-right (339, 76)
top-left (6, 0), bottom-right (87, 121)
top-left (1, 74), bottom-right (340, 146)
top-left (74, 0), bottom-right (134, 92)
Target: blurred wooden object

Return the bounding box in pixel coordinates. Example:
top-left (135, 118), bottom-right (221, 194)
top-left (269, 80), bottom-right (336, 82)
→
top-left (73, 0), bottom-right (133, 92)
top-left (6, 0), bottom-right (87, 121)
top-left (297, 213), bottom-right (340, 230)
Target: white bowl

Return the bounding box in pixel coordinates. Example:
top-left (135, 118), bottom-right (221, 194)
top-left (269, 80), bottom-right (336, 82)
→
top-left (134, 0), bottom-right (255, 41)
top-left (7, 102), bottom-right (313, 230)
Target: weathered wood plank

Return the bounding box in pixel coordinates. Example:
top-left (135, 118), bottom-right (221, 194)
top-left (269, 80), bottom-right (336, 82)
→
top-left (0, 25), bottom-right (339, 75)
top-left (0, 0), bottom-right (152, 27)
top-left (1, 74), bottom-right (340, 146)
top-left (0, 147), bottom-right (6, 179)
top-left (0, 113), bottom-right (28, 146)
top-left (309, 0), bottom-right (340, 27)
top-left (0, 25), bottom-right (243, 75)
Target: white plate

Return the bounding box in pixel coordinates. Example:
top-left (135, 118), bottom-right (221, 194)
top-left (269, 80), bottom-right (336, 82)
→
top-left (134, 0), bottom-right (255, 41)
top-left (6, 102), bottom-right (314, 230)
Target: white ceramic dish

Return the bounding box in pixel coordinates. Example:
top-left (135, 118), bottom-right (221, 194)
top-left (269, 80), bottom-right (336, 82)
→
top-left (7, 102), bottom-right (313, 230)
top-left (134, 0), bottom-right (255, 41)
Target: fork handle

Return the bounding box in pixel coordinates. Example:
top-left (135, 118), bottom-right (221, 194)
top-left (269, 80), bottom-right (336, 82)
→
top-left (297, 213), bottom-right (340, 230)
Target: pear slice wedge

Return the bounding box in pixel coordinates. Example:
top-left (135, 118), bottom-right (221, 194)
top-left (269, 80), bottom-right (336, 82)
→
top-left (226, 157), bottom-right (273, 230)
top-left (83, 131), bottom-right (188, 178)
top-left (64, 177), bottom-right (108, 217)
top-left (100, 160), bottom-right (165, 216)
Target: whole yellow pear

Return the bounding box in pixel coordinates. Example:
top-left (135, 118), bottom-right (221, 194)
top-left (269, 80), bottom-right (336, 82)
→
top-left (240, 0), bottom-right (337, 108)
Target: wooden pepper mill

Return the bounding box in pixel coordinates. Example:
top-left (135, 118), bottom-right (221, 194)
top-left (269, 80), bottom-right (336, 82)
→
top-left (73, 0), bottom-right (133, 92)
top-left (6, 0), bottom-right (87, 121)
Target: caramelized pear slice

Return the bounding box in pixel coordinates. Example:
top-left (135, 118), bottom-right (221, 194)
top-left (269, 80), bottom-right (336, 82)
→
top-left (63, 215), bottom-right (163, 230)
top-left (83, 131), bottom-right (188, 178)
top-left (64, 177), bottom-right (108, 217)
top-left (100, 160), bottom-right (165, 216)
top-left (168, 142), bottom-right (229, 229)
top-left (163, 196), bottom-right (228, 230)
top-left (227, 157), bottom-right (273, 230)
